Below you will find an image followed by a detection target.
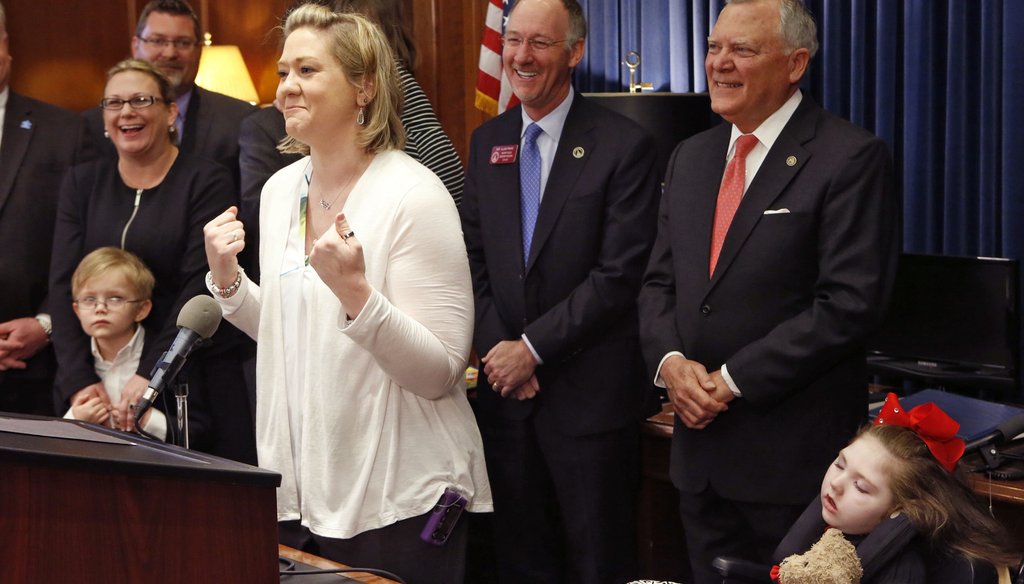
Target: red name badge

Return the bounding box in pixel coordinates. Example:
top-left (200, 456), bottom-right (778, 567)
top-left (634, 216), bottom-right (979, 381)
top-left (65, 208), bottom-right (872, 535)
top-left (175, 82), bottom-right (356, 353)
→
top-left (490, 144), bottom-right (518, 165)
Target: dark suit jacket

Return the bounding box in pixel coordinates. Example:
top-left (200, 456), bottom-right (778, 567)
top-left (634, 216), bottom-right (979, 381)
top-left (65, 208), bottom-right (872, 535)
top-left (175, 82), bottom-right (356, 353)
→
top-left (238, 106), bottom-right (302, 282)
top-left (462, 94), bottom-right (660, 436)
top-left (83, 86), bottom-right (256, 194)
top-left (0, 91), bottom-right (89, 385)
top-left (639, 96), bottom-right (900, 503)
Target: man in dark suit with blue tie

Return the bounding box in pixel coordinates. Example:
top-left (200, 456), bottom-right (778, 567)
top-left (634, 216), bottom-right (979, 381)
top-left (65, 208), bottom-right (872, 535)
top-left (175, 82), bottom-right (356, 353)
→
top-left (461, 1), bottom-right (659, 582)
top-left (638, 1), bottom-right (900, 582)
top-left (0, 2), bottom-right (90, 415)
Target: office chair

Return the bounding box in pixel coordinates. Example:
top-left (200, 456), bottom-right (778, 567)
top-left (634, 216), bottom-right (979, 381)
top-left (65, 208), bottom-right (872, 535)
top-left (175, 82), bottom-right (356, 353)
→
top-left (712, 498), bottom-right (1002, 584)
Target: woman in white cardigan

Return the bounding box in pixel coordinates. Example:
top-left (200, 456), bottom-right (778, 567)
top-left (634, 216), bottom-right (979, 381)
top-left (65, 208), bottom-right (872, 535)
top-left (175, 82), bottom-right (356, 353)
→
top-left (202, 7), bottom-right (490, 583)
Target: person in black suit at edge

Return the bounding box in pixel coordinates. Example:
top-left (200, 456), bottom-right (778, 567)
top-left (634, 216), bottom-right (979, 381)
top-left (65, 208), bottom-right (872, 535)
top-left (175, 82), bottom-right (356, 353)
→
top-left (637, 1), bottom-right (900, 582)
top-left (80, 0), bottom-right (258, 465)
top-left (460, 0), bottom-right (660, 582)
top-left (0, 1), bottom-right (92, 415)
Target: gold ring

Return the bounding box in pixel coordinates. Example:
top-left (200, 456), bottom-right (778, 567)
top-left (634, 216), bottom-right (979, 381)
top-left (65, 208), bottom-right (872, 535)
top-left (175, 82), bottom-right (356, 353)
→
top-left (341, 230), bottom-right (355, 240)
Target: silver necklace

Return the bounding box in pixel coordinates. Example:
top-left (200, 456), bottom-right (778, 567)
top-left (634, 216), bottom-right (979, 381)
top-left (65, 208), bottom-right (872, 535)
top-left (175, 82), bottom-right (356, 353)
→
top-left (319, 183), bottom-right (346, 210)
top-left (315, 166), bottom-right (364, 211)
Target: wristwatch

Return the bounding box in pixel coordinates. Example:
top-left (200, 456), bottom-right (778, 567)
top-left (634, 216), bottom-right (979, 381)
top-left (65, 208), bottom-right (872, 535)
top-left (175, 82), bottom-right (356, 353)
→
top-left (35, 313), bottom-right (53, 340)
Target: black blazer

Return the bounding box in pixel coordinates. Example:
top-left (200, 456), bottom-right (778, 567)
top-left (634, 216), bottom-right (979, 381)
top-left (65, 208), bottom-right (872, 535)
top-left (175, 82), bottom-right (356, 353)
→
top-left (0, 91), bottom-right (89, 384)
top-left (639, 96), bottom-right (900, 503)
top-left (83, 86), bottom-right (256, 194)
top-left (238, 106), bottom-right (302, 282)
top-left (462, 94), bottom-right (660, 436)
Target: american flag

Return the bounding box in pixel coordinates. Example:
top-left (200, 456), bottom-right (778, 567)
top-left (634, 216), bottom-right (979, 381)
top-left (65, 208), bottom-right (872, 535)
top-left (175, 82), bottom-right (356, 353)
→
top-left (475, 0), bottom-right (520, 116)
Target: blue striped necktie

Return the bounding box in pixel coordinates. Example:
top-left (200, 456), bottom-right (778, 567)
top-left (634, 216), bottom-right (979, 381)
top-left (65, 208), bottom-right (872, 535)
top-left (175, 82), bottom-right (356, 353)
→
top-left (520, 123), bottom-right (543, 263)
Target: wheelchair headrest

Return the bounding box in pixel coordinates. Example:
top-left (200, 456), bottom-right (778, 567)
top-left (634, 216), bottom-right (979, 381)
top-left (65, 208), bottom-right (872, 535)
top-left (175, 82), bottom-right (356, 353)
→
top-left (773, 497), bottom-right (917, 581)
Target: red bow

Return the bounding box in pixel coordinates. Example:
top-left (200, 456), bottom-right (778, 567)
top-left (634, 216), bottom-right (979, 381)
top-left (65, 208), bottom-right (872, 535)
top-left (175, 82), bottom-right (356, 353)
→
top-left (873, 392), bottom-right (965, 472)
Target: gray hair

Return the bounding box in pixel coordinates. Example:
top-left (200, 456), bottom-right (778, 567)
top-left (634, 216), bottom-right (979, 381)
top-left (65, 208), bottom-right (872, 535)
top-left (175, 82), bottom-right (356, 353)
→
top-left (727, 0), bottom-right (819, 59)
top-left (508, 0), bottom-right (588, 53)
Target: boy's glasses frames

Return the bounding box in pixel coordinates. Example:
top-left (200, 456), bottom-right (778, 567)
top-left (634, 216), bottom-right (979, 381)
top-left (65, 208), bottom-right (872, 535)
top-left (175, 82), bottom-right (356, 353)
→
top-left (74, 297), bottom-right (144, 310)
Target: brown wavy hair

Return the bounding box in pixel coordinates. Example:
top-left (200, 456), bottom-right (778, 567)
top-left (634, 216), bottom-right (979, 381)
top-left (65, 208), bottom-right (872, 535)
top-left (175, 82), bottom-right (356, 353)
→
top-left (863, 423), bottom-right (1019, 567)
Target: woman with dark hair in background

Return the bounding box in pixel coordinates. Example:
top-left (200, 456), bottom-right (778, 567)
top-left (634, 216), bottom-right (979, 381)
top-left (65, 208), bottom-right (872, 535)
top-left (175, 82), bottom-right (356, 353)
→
top-left (335, 0), bottom-right (464, 203)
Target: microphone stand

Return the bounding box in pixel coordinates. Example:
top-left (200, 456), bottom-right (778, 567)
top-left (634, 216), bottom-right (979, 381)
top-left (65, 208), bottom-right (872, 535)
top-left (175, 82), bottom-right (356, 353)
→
top-left (175, 382), bottom-right (190, 449)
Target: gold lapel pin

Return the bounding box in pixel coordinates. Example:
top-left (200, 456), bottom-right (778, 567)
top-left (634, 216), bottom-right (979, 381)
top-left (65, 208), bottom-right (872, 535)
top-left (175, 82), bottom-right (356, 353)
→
top-left (786, 155), bottom-right (797, 167)
top-left (572, 146), bottom-right (585, 159)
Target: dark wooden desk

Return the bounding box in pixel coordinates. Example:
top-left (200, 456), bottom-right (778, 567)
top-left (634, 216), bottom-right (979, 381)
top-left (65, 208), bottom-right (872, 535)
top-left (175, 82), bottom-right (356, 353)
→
top-left (638, 405), bottom-right (689, 581)
top-left (967, 467), bottom-right (1024, 551)
top-left (639, 403), bottom-right (1024, 579)
top-left (278, 545), bottom-right (400, 583)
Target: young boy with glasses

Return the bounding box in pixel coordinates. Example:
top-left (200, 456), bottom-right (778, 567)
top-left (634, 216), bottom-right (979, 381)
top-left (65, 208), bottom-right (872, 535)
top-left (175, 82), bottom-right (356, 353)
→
top-left (63, 247), bottom-right (162, 436)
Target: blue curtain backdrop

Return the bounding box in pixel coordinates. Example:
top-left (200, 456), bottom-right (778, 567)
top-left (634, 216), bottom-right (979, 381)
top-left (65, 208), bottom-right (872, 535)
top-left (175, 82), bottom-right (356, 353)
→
top-left (573, 0), bottom-right (1024, 261)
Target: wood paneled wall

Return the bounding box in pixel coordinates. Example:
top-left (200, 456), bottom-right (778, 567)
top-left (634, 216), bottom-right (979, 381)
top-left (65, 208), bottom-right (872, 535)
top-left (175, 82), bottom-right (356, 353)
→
top-left (4, 0), bottom-right (488, 162)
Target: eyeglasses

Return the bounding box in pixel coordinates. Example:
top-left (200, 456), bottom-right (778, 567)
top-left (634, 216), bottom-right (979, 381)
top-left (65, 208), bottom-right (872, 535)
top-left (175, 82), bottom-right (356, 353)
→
top-left (74, 297), bottom-right (144, 311)
top-left (100, 95), bottom-right (163, 111)
top-left (136, 36), bottom-right (197, 50)
top-left (501, 35), bottom-right (568, 52)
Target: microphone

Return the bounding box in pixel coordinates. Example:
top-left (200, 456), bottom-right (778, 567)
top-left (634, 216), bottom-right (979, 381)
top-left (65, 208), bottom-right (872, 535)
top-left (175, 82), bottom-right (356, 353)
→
top-left (134, 295), bottom-right (223, 425)
top-left (964, 412), bottom-right (1024, 452)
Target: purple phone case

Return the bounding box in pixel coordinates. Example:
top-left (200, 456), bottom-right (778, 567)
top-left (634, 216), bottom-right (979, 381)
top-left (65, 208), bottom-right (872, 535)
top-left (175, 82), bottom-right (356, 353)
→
top-left (420, 487), bottom-right (468, 546)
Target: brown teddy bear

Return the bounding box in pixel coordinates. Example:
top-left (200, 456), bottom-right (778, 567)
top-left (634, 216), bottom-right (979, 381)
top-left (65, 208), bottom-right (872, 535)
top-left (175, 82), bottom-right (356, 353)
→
top-left (775, 527), bottom-right (863, 584)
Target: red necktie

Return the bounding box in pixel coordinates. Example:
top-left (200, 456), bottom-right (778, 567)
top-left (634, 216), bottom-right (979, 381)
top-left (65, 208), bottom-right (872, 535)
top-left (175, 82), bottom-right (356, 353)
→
top-left (709, 134), bottom-right (759, 277)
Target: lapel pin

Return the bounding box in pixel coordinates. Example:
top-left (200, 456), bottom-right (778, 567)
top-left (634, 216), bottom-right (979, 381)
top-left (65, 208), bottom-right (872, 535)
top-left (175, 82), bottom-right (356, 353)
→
top-left (786, 155), bottom-right (797, 167)
top-left (572, 146), bottom-right (585, 159)
top-left (20, 120), bottom-right (32, 130)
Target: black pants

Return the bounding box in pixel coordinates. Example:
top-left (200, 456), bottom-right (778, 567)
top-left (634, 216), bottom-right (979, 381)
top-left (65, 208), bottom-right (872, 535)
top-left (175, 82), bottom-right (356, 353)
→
top-left (479, 414), bottom-right (641, 584)
top-left (279, 510), bottom-right (469, 584)
top-left (678, 485), bottom-right (805, 584)
top-left (0, 378), bottom-right (54, 416)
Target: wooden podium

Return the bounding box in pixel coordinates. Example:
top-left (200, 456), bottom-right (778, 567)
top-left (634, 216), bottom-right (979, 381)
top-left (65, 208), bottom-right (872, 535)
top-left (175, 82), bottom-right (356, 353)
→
top-left (0, 414), bottom-right (281, 583)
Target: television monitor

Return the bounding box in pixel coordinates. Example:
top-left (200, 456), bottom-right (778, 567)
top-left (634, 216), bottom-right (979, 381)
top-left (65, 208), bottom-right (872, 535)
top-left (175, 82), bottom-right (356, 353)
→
top-left (866, 253), bottom-right (1019, 392)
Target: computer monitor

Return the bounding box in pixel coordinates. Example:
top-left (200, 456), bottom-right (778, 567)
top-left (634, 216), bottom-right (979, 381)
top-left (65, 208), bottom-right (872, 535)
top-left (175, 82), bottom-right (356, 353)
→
top-left (866, 253), bottom-right (1020, 393)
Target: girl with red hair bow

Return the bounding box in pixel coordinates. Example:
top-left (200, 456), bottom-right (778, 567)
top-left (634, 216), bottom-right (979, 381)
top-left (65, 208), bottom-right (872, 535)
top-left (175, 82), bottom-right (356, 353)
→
top-left (770, 393), bottom-right (1018, 584)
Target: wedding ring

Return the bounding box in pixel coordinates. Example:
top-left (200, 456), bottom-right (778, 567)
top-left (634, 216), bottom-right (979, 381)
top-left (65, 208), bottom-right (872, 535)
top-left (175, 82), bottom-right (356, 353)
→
top-left (230, 231), bottom-right (239, 243)
top-left (341, 230), bottom-right (355, 241)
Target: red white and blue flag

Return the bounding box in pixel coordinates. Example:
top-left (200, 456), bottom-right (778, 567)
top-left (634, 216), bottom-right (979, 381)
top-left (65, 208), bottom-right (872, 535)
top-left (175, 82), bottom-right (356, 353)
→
top-left (475, 0), bottom-right (520, 116)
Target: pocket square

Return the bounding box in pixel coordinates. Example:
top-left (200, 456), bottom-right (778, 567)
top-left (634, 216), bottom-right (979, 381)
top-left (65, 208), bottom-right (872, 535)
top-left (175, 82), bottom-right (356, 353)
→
top-left (763, 208), bottom-right (791, 215)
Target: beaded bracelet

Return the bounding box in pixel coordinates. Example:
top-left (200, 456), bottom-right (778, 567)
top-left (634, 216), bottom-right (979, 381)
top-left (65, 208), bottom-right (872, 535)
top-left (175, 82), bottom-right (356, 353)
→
top-left (206, 269), bottom-right (242, 299)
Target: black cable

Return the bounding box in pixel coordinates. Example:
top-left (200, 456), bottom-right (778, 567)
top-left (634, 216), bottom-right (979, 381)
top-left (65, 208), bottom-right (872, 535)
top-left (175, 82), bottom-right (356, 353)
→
top-left (278, 556), bottom-right (407, 583)
top-left (130, 384), bottom-right (179, 444)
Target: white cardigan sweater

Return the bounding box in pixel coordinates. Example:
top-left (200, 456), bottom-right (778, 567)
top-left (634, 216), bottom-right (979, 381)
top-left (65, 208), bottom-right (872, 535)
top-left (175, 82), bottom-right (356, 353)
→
top-left (216, 149), bottom-right (491, 538)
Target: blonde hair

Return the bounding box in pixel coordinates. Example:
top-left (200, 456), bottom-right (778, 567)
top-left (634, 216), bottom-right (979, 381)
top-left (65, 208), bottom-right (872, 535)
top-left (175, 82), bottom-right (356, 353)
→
top-left (72, 247), bottom-right (155, 301)
top-left (278, 4), bottom-right (404, 155)
top-left (861, 424), bottom-right (1019, 566)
